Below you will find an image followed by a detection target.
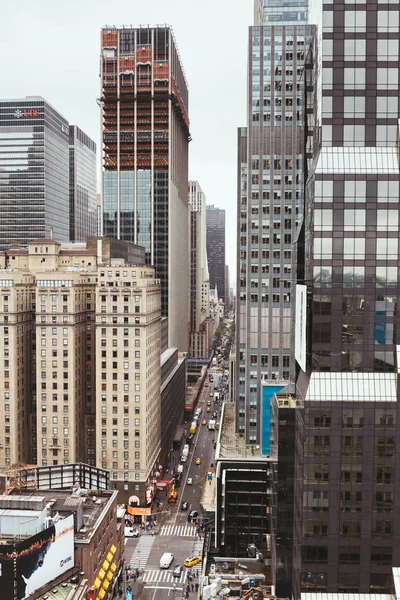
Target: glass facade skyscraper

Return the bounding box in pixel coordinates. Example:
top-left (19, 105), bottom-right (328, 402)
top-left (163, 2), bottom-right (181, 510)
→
top-left (293, 0), bottom-right (400, 595)
top-left (206, 205), bottom-right (226, 303)
top-left (236, 0), bottom-right (312, 442)
top-left (69, 125), bottom-right (97, 242)
top-left (100, 26), bottom-right (190, 350)
top-left (0, 97), bottom-right (70, 250)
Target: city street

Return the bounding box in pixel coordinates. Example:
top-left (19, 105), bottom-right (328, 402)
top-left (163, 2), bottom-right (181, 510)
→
top-left (124, 363), bottom-right (227, 599)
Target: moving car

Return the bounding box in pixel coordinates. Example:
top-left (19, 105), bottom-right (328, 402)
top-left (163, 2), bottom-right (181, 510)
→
top-left (181, 501), bottom-right (189, 510)
top-left (184, 555), bottom-right (202, 568)
top-left (160, 552), bottom-right (174, 569)
top-left (195, 457), bottom-right (202, 465)
top-left (124, 527), bottom-right (140, 538)
top-left (202, 419), bottom-right (207, 425)
top-left (173, 565), bottom-right (183, 578)
top-left (187, 477), bottom-right (193, 485)
top-left (188, 510), bottom-right (199, 522)
top-left (209, 393), bottom-right (214, 398)
top-left (206, 407), bottom-right (211, 413)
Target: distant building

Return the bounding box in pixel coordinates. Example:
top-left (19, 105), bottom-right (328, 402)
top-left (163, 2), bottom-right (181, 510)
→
top-left (206, 205), bottom-right (225, 305)
top-left (69, 126), bottom-right (97, 242)
top-left (188, 181), bottom-right (213, 358)
top-left (0, 97), bottom-right (70, 249)
top-left (224, 264), bottom-right (230, 310)
top-left (100, 26), bottom-right (190, 351)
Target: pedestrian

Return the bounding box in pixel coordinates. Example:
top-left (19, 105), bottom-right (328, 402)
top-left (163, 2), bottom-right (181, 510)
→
top-left (136, 567), bottom-right (139, 576)
top-left (186, 584), bottom-right (191, 594)
top-left (191, 583), bottom-right (194, 592)
top-left (195, 583), bottom-right (199, 592)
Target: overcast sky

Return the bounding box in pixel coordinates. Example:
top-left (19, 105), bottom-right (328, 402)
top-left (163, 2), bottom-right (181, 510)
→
top-left (1, 0), bottom-right (253, 281)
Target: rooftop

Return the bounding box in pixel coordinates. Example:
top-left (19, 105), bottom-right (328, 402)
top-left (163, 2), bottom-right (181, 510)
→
top-left (216, 404), bottom-right (277, 461)
top-left (306, 372), bottom-right (397, 403)
top-left (6, 488), bottom-right (117, 542)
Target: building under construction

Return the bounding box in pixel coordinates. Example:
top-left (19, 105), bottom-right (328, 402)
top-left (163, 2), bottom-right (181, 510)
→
top-left (100, 25), bottom-right (190, 350)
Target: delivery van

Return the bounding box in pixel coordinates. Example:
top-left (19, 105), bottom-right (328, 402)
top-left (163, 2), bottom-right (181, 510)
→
top-left (160, 552), bottom-right (174, 568)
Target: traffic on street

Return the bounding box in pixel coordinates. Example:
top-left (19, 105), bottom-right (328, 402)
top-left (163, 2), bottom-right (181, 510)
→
top-left (123, 339), bottom-right (231, 599)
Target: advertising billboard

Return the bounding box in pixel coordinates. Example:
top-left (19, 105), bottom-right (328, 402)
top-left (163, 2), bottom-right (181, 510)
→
top-left (295, 284), bottom-right (307, 372)
top-left (0, 514), bottom-right (74, 600)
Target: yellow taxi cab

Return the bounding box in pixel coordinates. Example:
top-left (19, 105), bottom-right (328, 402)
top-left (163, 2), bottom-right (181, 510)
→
top-left (202, 419), bottom-right (207, 425)
top-left (206, 407), bottom-right (211, 412)
top-left (217, 367), bottom-right (223, 371)
top-left (184, 555), bottom-right (202, 568)
top-left (195, 457), bottom-right (202, 465)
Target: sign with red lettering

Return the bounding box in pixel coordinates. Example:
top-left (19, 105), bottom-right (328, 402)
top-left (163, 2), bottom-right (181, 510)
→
top-left (14, 108), bottom-right (41, 119)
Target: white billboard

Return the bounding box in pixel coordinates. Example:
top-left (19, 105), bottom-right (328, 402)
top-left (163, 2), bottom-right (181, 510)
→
top-left (295, 284), bottom-right (307, 372)
top-left (20, 514), bottom-right (75, 599)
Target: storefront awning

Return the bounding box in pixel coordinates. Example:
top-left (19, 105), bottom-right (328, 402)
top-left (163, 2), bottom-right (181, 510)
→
top-left (127, 506), bottom-right (151, 516)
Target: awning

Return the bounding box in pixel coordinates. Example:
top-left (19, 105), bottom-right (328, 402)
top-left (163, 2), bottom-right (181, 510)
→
top-left (127, 506), bottom-right (151, 516)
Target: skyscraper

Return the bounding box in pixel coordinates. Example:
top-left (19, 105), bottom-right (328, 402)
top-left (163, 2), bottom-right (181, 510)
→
top-left (100, 26), bottom-right (190, 350)
top-left (236, 0), bottom-right (312, 442)
top-left (293, 0), bottom-right (400, 595)
top-left (0, 97), bottom-right (70, 249)
top-left (188, 180), bottom-right (212, 358)
top-left (206, 205), bottom-right (225, 304)
top-left (69, 126), bottom-right (97, 242)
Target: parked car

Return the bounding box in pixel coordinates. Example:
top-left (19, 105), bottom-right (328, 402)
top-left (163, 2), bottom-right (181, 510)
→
top-left (124, 527), bottom-right (140, 538)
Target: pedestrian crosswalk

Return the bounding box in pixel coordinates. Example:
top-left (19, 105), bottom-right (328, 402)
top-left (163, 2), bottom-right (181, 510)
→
top-left (129, 535), bottom-right (155, 569)
top-left (144, 569), bottom-right (187, 584)
top-left (159, 524), bottom-right (197, 537)
top-left (191, 539), bottom-right (204, 556)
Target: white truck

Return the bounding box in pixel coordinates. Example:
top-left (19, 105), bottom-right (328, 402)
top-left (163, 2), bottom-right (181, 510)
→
top-left (208, 420), bottom-right (216, 431)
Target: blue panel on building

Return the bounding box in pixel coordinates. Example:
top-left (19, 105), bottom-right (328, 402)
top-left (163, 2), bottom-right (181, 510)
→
top-left (261, 385), bottom-right (284, 455)
top-left (375, 311), bottom-right (386, 345)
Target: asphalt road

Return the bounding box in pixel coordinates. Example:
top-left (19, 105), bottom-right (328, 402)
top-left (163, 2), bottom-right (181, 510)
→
top-left (124, 363), bottom-right (227, 599)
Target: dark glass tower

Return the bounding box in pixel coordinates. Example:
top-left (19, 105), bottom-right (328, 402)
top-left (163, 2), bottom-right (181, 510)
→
top-left (206, 205), bottom-right (225, 303)
top-left (100, 26), bottom-right (190, 350)
top-left (293, 0), bottom-right (400, 596)
top-left (0, 97), bottom-right (70, 250)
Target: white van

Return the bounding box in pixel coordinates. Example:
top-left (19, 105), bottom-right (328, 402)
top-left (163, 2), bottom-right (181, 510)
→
top-left (177, 464), bottom-right (184, 474)
top-left (160, 552), bottom-right (174, 568)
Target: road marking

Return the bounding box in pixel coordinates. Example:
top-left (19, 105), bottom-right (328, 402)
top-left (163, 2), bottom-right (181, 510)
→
top-left (159, 524), bottom-right (196, 537)
top-left (146, 586), bottom-right (184, 590)
top-left (144, 570), bottom-right (187, 584)
top-left (128, 535), bottom-right (155, 569)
